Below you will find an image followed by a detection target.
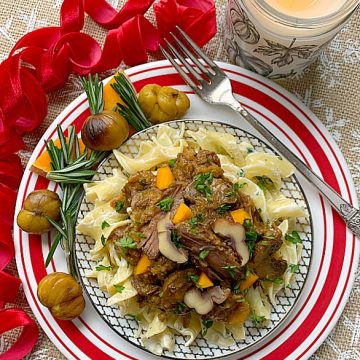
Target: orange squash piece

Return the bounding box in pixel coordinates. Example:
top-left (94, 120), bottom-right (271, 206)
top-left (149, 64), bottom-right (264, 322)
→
top-left (103, 71), bottom-right (126, 111)
top-left (156, 166), bottom-right (175, 190)
top-left (30, 138), bottom-right (85, 178)
top-left (240, 272), bottom-right (259, 291)
top-left (228, 301), bottom-right (250, 325)
top-left (231, 208), bottom-right (251, 225)
top-left (172, 203), bottom-right (192, 225)
top-left (198, 272), bottom-right (214, 289)
top-left (134, 255), bottom-right (151, 275)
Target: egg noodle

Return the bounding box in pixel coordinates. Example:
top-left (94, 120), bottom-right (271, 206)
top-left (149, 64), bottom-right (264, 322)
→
top-left (76, 124), bottom-right (307, 355)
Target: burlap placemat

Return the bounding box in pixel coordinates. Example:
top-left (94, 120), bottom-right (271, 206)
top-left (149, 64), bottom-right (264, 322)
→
top-left (1, 1), bottom-right (359, 359)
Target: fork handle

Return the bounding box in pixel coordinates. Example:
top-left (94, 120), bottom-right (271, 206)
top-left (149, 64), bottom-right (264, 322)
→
top-left (228, 99), bottom-right (360, 238)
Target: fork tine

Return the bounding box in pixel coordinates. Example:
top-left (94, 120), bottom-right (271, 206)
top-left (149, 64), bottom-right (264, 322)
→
top-left (163, 38), bottom-right (205, 85)
top-left (160, 45), bottom-right (198, 91)
top-left (176, 26), bottom-right (219, 70)
top-left (169, 31), bottom-right (215, 77)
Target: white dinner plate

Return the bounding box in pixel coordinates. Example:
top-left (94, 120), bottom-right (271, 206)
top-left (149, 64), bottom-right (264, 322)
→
top-left (14, 60), bottom-right (359, 360)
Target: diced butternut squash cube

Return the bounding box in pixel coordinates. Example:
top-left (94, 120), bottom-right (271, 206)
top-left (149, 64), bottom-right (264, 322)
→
top-left (134, 255), bottom-right (151, 275)
top-left (156, 166), bottom-right (174, 190)
top-left (198, 272), bottom-right (214, 289)
top-left (228, 301), bottom-right (250, 325)
top-left (240, 272), bottom-right (259, 291)
top-left (172, 203), bottom-right (192, 224)
top-left (30, 138), bottom-right (85, 178)
top-left (231, 208), bottom-right (251, 225)
top-left (103, 71), bottom-right (126, 111)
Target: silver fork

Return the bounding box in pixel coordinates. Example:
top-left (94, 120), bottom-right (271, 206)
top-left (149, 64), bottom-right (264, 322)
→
top-left (160, 26), bottom-right (360, 238)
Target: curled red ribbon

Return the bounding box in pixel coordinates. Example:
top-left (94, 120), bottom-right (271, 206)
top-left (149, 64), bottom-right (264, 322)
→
top-left (0, 309), bottom-right (39, 360)
top-left (0, 0), bottom-right (216, 358)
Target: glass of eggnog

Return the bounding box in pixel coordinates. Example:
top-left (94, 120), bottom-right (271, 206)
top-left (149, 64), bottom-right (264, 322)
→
top-left (224, 0), bottom-right (359, 79)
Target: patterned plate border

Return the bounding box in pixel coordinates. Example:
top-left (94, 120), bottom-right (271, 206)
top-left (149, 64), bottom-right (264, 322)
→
top-left (75, 119), bottom-right (313, 359)
top-left (13, 61), bottom-right (359, 360)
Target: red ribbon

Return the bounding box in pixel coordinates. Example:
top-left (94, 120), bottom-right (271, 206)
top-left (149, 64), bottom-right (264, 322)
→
top-left (0, 309), bottom-right (39, 360)
top-left (0, 0), bottom-right (216, 358)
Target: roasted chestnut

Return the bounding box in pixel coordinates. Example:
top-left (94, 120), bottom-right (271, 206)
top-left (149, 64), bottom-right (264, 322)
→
top-left (17, 189), bottom-right (61, 234)
top-left (138, 84), bottom-right (190, 123)
top-left (37, 272), bottom-right (85, 320)
top-left (81, 110), bottom-right (129, 151)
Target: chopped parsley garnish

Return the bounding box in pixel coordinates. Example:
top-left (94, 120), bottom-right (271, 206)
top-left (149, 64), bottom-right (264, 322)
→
top-left (115, 200), bottom-right (125, 213)
top-left (96, 265), bottom-right (112, 271)
top-left (267, 277), bottom-right (284, 285)
top-left (101, 220), bottom-right (110, 230)
top-left (194, 172), bottom-right (213, 199)
top-left (171, 229), bottom-right (182, 248)
top-left (188, 214), bottom-right (204, 229)
top-left (199, 249), bottom-right (210, 260)
top-left (222, 265), bottom-right (238, 278)
top-left (101, 234), bottom-right (107, 247)
top-left (238, 169), bottom-right (245, 177)
top-left (168, 159), bottom-right (176, 168)
top-left (243, 219), bottom-right (252, 229)
top-left (135, 231), bottom-right (145, 239)
top-left (216, 203), bottom-right (232, 214)
top-left (259, 240), bottom-right (269, 246)
top-left (250, 310), bottom-right (266, 326)
top-left (233, 282), bottom-right (241, 294)
top-left (247, 147), bottom-right (255, 153)
top-left (225, 182), bottom-right (246, 197)
top-left (289, 264), bottom-right (300, 273)
top-left (254, 176), bottom-right (274, 192)
top-left (201, 319), bottom-right (214, 336)
top-left (114, 284), bottom-right (125, 293)
top-left (158, 197), bottom-right (174, 212)
top-left (188, 274), bottom-right (199, 286)
top-left (285, 231), bottom-right (302, 244)
top-left (174, 301), bottom-right (187, 314)
top-left (117, 236), bottom-right (137, 253)
top-left (245, 228), bottom-right (258, 257)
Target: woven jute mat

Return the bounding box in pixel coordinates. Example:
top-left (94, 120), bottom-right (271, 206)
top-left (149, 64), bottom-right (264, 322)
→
top-left (0, 1), bottom-right (359, 359)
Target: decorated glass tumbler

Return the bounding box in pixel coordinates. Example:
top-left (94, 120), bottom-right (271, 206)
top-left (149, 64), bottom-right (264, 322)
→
top-left (224, 0), bottom-right (359, 79)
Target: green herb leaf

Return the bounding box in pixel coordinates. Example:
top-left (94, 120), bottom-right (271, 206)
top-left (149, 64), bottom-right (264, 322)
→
top-left (289, 264), bottom-right (300, 273)
top-left (245, 228), bottom-right (258, 257)
top-left (171, 229), bottom-right (182, 248)
top-left (194, 172), bottom-right (213, 200)
top-left (250, 310), bottom-right (266, 326)
top-left (114, 284), bottom-right (125, 293)
top-left (101, 234), bottom-right (107, 247)
top-left (247, 147), bottom-right (255, 153)
top-left (189, 274), bottom-right (199, 286)
top-left (222, 265), bottom-right (238, 279)
top-left (168, 159), bottom-right (176, 168)
top-left (285, 231), bottom-right (302, 244)
top-left (81, 74), bottom-right (104, 115)
top-left (243, 219), bottom-right (252, 229)
top-left (233, 282), bottom-right (241, 294)
top-left (259, 240), bottom-right (269, 246)
top-left (135, 232), bottom-right (145, 239)
top-left (238, 169), bottom-right (245, 177)
top-left (96, 265), bottom-right (112, 271)
top-left (158, 197), bottom-right (174, 212)
top-left (115, 200), bottom-right (125, 213)
top-left (174, 302), bottom-right (187, 314)
top-left (216, 203), bottom-right (232, 214)
top-left (101, 220), bottom-right (110, 230)
top-left (118, 236), bottom-right (137, 251)
top-left (188, 214), bottom-right (204, 229)
top-left (267, 277), bottom-right (284, 285)
top-left (201, 319), bottom-right (214, 336)
top-left (199, 249), bottom-right (210, 260)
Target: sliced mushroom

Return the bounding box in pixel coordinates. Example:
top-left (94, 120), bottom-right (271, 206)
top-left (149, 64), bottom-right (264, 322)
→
top-left (157, 213), bottom-right (188, 263)
top-left (183, 286), bottom-right (229, 315)
top-left (207, 286), bottom-right (230, 304)
top-left (213, 219), bottom-right (249, 266)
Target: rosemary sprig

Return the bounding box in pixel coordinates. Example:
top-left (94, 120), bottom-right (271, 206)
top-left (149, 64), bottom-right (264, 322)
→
top-left (44, 125), bottom-right (106, 277)
top-left (110, 72), bottom-right (152, 131)
top-left (81, 74), bottom-right (104, 115)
